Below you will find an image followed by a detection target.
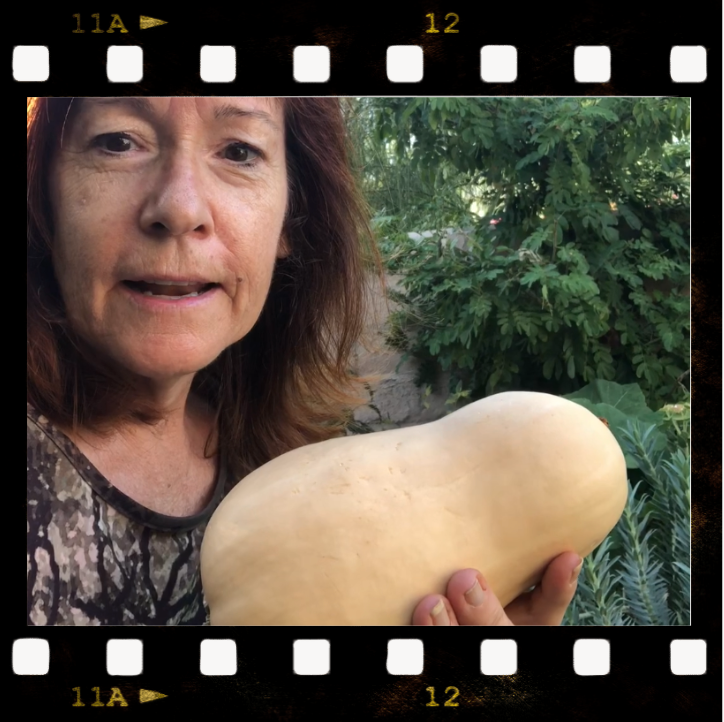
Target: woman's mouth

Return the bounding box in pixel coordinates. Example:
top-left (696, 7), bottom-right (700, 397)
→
top-left (123, 280), bottom-right (219, 300)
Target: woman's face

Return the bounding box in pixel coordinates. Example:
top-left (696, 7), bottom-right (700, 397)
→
top-left (49, 97), bottom-right (289, 383)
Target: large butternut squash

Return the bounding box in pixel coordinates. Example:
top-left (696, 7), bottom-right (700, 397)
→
top-left (200, 391), bottom-right (628, 625)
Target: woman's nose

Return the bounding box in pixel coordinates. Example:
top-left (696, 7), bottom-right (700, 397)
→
top-left (139, 153), bottom-right (214, 239)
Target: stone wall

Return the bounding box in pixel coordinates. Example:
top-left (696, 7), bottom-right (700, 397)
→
top-left (349, 273), bottom-right (454, 432)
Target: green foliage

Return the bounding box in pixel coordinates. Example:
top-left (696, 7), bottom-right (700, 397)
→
top-left (563, 419), bottom-right (690, 626)
top-left (357, 97), bottom-right (690, 413)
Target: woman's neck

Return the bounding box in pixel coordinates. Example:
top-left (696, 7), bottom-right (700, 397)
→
top-left (63, 388), bottom-right (220, 516)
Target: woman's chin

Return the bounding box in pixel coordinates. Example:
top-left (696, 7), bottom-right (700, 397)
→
top-left (112, 348), bottom-right (221, 383)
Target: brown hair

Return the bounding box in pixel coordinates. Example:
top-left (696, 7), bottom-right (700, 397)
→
top-left (27, 97), bottom-right (387, 481)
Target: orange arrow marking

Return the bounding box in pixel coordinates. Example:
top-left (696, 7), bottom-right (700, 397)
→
top-left (140, 16), bottom-right (168, 29)
top-left (139, 689), bottom-right (168, 703)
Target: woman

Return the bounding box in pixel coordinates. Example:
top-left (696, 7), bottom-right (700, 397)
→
top-left (27, 97), bottom-right (581, 626)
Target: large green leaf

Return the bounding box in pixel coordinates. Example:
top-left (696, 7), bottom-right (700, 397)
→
top-left (563, 381), bottom-right (667, 468)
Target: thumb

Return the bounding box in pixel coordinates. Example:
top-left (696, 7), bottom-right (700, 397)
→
top-left (445, 569), bottom-right (514, 626)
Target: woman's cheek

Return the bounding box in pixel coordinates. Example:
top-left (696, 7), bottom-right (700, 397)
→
top-left (53, 226), bottom-right (108, 333)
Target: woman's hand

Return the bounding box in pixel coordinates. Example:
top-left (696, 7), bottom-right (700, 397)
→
top-left (411, 552), bottom-right (582, 626)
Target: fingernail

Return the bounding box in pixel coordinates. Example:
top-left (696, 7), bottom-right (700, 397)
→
top-left (464, 579), bottom-right (484, 607)
top-left (571, 558), bottom-right (583, 584)
top-left (430, 599), bottom-right (450, 625)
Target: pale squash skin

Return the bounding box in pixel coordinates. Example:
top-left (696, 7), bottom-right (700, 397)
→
top-left (200, 391), bottom-right (629, 625)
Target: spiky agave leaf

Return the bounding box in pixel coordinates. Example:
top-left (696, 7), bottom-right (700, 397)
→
top-left (661, 448), bottom-right (691, 624)
top-left (617, 487), bottom-right (672, 625)
top-left (563, 536), bottom-right (627, 626)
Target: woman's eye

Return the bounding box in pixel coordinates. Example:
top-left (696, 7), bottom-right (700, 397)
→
top-left (94, 133), bottom-right (134, 153)
top-left (223, 143), bottom-right (259, 164)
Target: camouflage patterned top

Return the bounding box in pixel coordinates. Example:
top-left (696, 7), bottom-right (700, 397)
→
top-left (27, 404), bottom-right (234, 626)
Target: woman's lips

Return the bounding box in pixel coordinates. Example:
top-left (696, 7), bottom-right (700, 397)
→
top-left (124, 280), bottom-right (217, 298)
top-left (121, 280), bottom-right (221, 306)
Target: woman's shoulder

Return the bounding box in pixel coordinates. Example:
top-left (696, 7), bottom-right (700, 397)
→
top-left (27, 403), bottom-right (211, 626)
top-left (27, 403), bottom-right (89, 485)
top-left (27, 403), bottom-right (113, 513)
top-left (27, 402), bottom-right (51, 446)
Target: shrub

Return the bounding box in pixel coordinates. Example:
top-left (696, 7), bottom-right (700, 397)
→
top-left (364, 98), bottom-right (690, 413)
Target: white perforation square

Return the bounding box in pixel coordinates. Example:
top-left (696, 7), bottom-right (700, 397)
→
top-left (387, 46), bottom-right (423, 83)
top-left (480, 639), bottom-right (517, 675)
top-left (480, 46), bottom-right (517, 83)
top-left (107, 46), bottom-right (143, 83)
top-left (573, 639), bottom-right (610, 675)
top-left (107, 639), bottom-right (143, 676)
top-left (13, 46), bottom-right (49, 82)
top-left (671, 46), bottom-right (707, 82)
top-left (574, 46), bottom-right (611, 83)
top-left (200, 46), bottom-right (236, 83)
top-left (293, 640), bottom-right (330, 675)
top-left (12, 639), bottom-right (50, 675)
top-left (294, 46), bottom-right (330, 82)
top-left (200, 639), bottom-right (237, 676)
top-left (671, 640), bottom-right (707, 675)
top-left (386, 639), bottom-right (423, 675)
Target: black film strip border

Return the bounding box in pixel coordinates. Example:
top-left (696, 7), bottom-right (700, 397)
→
top-left (16, 3), bottom-right (721, 720)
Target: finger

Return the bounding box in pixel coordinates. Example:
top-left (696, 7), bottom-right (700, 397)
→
top-left (411, 594), bottom-right (460, 626)
top-left (444, 569), bottom-right (514, 626)
top-left (505, 552), bottom-right (582, 625)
